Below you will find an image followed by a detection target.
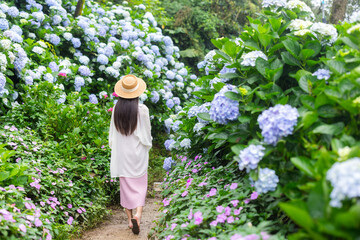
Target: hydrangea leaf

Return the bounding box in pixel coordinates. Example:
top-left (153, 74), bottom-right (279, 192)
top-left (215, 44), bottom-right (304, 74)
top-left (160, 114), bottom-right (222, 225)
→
top-left (282, 38), bottom-right (301, 58)
top-left (290, 156), bottom-right (315, 177)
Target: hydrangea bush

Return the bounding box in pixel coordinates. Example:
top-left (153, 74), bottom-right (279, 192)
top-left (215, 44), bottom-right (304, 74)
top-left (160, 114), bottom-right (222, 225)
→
top-left (158, 0), bottom-right (360, 239)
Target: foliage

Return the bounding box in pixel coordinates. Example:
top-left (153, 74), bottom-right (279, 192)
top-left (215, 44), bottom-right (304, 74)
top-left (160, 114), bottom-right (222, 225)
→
top-left (159, 1), bottom-right (360, 239)
top-left (151, 154), bottom-right (292, 239)
top-left (157, 0), bottom-right (261, 70)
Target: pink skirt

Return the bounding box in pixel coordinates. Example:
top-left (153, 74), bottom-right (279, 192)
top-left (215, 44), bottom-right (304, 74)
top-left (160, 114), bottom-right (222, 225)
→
top-left (120, 173), bottom-right (147, 209)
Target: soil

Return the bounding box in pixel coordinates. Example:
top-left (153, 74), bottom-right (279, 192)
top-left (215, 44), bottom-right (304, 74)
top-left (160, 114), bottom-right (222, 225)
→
top-left (74, 196), bottom-right (161, 240)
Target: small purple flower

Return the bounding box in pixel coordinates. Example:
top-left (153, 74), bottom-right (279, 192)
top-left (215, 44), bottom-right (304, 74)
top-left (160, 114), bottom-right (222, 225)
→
top-left (250, 192), bottom-right (259, 200)
top-left (19, 224), bottom-right (26, 233)
top-left (181, 191), bottom-right (188, 197)
top-left (312, 69), bottom-right (331, 80)
top-left (230, 183), bottom-right (238, 190)
top-left (216, 205), bottom-right (224, 213)
top-left (67, 204), bottom-right (72, 209)
top-left (194, 211), bottom-right (203, 225)
top-left (67, 216), bottom-right (73, 225)
top-left (231, 200), bottom-right (239, 207)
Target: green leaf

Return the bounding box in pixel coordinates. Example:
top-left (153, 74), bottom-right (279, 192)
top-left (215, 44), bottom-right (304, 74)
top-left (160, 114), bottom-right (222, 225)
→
top-left (299, 76), bottom-right (312, 93)
top-left (0, 171), bottom-right (10, 181)
top-left (255, 57), bottom-right (270, 79)
top-left (231, 144), bottom-right (244, 155)
top-left (238, 116), bottom-right (251, 123)
top-left (281, 52), bottom-right (300, 66)
top-left (223, 40), bottom-right (237, 58)
top-left (326, 60), bottom-right (346, 75)
top-left (307, 181), bottom-right (326, 219)
top-left (197, 112), bottom-right (211, 122)
top-left (279, 201), bottom-right (315, 230)
top-left (9, 166), bottom-right (20, 178)
top-left (208, 132), bottom-right (228, 140)
top-left (282, 39), bottom-right (301, 58)
top-left (291, 157), bottom-right (315, 177)
top-left (73, 127), bottom-right (80, 134)
top-left (224, 91), bottom-right (242, 101)
top-left (312, 122), bottom-right (344, 135)
top-left (301, 111), bottom-right (318, 129)
top-left (214, 50), bottom-right (231, 61)
top-left (269, 17), bottom-right (282, 32)
top-left (341, 37), bottom-right (359, 50)
top-left (220, 73), bottom-right (239, 80)
top-left (211, 39), bottom-right (224, 49)
top-left (179, 48), bottom-right (201, 58)
top-left (213, 82), bottom-right (225, 92)
top-left (258, 34), bottom-right (273, 48)
top-left (304, 41), bottom-right (321, 56)
top-left (299, 49), bottom-right (315, 60)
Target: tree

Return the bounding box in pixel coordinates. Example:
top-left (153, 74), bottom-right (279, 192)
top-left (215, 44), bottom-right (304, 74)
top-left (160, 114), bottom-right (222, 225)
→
top-left (330, 0), bottom-right (349, 23)
top-left (74, 0), bottom-right (85, 18)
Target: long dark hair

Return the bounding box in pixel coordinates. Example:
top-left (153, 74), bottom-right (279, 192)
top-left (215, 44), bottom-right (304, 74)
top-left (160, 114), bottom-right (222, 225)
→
top-left (114, 97), bottom-right (139, 136)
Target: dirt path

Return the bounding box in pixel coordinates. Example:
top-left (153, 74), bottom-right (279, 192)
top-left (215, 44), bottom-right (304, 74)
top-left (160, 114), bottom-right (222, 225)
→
top-left (75, 196), bottom-right (161, 240)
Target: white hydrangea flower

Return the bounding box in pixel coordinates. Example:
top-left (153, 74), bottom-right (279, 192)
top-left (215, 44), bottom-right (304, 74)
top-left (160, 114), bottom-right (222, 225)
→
top-left (112, 61), bottom-right (121, 69)
top-left (326, 158), bottom-right (360, 207)
top-left (28, 33), bottom-right (36, 39)
top-left (349, 10), bottom-right (360, 23)
top-left (310, 22), bottom-right (338, 45)
top-left (0, 39), bottom-right (12, 50)
top-left (262, 0), bottom-right (286, 9)
top-left (338, 146), bottom-right (351, 160)
top-left (347, 24), bottom-right (360, 34)
top-left (294, 29), bottom-right (313, 36)
top-left (241, 51), bottom-right (268, 67)
top-left (37, 41), bottom-right (48, 48)
top-left (180, 138), bottom-right (191, 149)
top-left (63, 32), bottom-right (73, 41)
top-left (32, 46), bottom-right (44, 55)
top-left (288, 19), bottom-right (313, 31)
top-left (286, 0), bottom-right (314, 19)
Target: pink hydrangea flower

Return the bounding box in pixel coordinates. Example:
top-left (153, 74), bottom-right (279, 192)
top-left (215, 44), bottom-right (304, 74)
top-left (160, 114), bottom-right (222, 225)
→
top-left (108, 108), bottom-right (113, 112)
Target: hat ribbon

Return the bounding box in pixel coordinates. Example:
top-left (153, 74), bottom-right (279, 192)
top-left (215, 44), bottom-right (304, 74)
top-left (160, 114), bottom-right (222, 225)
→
top-left (121, 81), bottom-right (140, 93)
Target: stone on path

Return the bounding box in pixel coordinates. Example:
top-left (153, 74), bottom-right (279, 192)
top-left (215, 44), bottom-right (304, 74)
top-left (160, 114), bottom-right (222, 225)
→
top-left (74, 197), bottom-right (160, 240)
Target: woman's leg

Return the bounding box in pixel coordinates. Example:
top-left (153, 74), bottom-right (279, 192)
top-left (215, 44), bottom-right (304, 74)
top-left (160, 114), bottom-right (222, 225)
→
top-left (125, 208), bottom-right (133, 228)
top-left (135, 206), bottom-right (143, 227)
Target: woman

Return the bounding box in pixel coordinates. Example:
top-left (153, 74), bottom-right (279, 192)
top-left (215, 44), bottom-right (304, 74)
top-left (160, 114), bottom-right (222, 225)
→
top-left (108, 74), bottom-right (152, 234)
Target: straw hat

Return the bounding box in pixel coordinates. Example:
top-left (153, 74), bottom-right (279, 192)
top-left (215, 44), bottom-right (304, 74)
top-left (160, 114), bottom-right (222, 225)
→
top-left (114, 74), bottom-right (146, 99)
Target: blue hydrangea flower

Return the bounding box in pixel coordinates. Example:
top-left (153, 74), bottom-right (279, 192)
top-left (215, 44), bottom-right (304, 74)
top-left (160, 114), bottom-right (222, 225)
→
top-left (326, 157), bottom-right (360, 208)
top-left (251, 168), bottom-right (279, 194)
top-left (262, 0), bottom-right (286, 8)
top-left (11, 25), bottom-right (22, 36)
top-left (312, 69), bottom-right (331, 80)
top-left (97, 54), bottom-right (109, 65)
top-left (44, 73), bottom-right (54, 83)
top-left (49, 34), bottom-right (60, 46)
top-left (7, 6), bottom-right (19, 18)
top-left (163, 157), bottom-right (175, 171)
top-left (219, 63), bottom-right (237, 81)
top-left (163, 36), bottom-right (173, 46)
top-left (0, 73), bottom-right (6, 90)
top-left (209, 85), bottom-right (240, 124)
top-left (188, 106), bottom-right (199, 118)
top-left (74, 76), bottom-right (85, 91)
top-left (178, 68), bottom-right (188, 76)
top-left (79, 56), bottom-right (89, 65)
top-left (166, 99), bottom-right (175, 109)
top-left (257, 104), bottom-right (299, 145)
top-left (89, 94), bottom-right (98, 104)
top-left (150, 91), bottom-right (159, 103)
top-left (241, 51), bottom-right (268, 67)
top-left (78, 66), bottom-right (91, 76)
top-left (77, 20), bottom-right (89, 29)
top-left (52, 15), bottom-right (62, 25)
top-left (173, 97), bottom-right (180, 105)
top-left (49, 62), bottom-right (59, 72)
top-left (144, 70), bottom-right (153, 78)
top-left (71, 38), bottom-right (81, 48)
top-left (25, 76), bottom-right (33, 85)
top-left (4, 30), bottom-right (23, 43)
top-left (180, 138), bottom-right (191, 149)
top-left (0, 19), bottom-right (9, 30)
top-left (172, 120), bottom-right (182, 132)
top-left (239, 145), bottom-right (265, 171)
top-left (104, 46), bottom-right (114, 57)
top-left (164, 139), bottom-right (176, 151)
top-left (190, 74), bottom-right (197, 80)
top-left (164, 118), bottom-right (173, 130)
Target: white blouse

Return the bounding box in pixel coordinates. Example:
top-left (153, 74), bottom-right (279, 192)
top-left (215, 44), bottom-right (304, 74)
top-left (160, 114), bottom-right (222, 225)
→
top-left (109, 103), bottom-right (152, 178)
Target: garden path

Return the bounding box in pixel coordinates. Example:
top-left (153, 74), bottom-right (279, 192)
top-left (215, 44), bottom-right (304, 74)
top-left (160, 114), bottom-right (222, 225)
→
top-left (75, 196), bottom-right (161, 240)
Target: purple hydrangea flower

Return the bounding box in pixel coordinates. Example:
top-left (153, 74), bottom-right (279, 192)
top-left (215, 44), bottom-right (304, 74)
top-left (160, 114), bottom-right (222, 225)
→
top-left (312, 69), bottom-right (331, 80)
top-left (257, 104), bottom-right (299, 145)
top-left (238, 145), bottom-right (265, 170)
top-left (209, 85), bottom-right (240, 124)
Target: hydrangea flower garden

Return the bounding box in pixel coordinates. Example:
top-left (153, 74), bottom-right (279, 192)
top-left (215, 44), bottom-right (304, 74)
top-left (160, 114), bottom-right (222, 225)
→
top-left (1, 0), bottom-right (360, 239)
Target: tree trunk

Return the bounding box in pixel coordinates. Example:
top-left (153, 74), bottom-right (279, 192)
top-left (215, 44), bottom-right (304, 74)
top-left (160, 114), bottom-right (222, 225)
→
top-left (74, 0), bottom-right (85, 18)
top-left (330, 0), bottom-right (348, 24)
